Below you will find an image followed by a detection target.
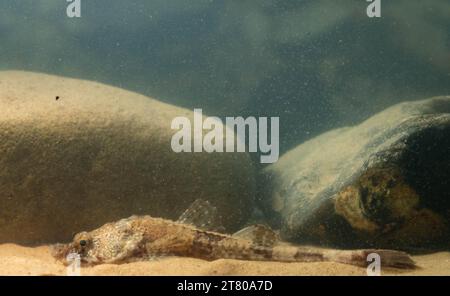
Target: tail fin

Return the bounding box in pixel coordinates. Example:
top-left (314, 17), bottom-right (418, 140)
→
top-left (372, 249), bottom-right (416, 269)
top-left (327, 249), bottom-right (416, 269)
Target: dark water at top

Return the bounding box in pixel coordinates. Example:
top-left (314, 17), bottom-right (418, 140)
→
top-left (1, 0), bottom-right (449, 154)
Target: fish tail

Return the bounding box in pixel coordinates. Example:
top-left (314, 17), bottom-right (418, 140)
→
top-left (324, 249), bottom-right (416, 269)
top-left (241, 245), bottom-right (416, 269)
top-left (203, 235), bottom-right (416, 269)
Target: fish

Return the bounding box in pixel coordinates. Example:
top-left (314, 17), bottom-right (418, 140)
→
top-left (51, 199), bottom-right (416, 269)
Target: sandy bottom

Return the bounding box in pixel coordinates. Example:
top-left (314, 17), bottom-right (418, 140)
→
top-left (0, 244), bottom-right (449, 276)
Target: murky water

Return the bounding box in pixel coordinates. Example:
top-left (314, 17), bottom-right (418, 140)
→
top-left (0, 0), bottom-right (449, 275)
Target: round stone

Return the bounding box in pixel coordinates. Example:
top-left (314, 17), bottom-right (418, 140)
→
top-left (0, 71), bottom-right (256, 244)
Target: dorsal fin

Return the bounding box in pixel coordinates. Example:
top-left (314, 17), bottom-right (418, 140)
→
top-left (177, 199), bottom-right (223, 231)
top-left (232, 224), bottom-right (280, 247)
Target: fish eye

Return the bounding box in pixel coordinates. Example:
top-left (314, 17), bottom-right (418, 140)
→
top-left (79, 240), bottom-right (87, 247)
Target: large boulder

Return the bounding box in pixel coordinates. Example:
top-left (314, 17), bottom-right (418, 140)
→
top-left (262, 96), bottom-right (450, 249)
top-left (0, 71), bottom-right (256, 244)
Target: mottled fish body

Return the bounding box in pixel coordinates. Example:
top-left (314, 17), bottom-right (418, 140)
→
top-left (51, 200), bottom-right (415, 269)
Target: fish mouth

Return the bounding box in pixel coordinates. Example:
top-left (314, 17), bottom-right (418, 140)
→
top-left (50, 246), bottom-right (101, 266)
top-left (49, 243), bottom-right (83, 265)
top-left (49, 243), bottom-right (69, 260)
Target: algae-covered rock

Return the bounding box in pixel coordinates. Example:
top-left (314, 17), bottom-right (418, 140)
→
top-left (0, 71), bottom-right (256, 244)
top-left (262, 96), bottom-right (450, 249)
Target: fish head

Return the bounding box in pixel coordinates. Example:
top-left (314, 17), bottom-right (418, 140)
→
top-left (51, 219), bottom-right (143, 265)
top-left (51, 231), bottom-right (100, 265)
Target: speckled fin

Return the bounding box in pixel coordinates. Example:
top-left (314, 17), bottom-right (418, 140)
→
top-left (232, 224), bottom-right (280, 247)
top-left (177, 199), bottom-right (222, 231)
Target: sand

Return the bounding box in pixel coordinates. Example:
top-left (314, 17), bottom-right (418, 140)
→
top-left (0, 244), bottom-right (448, 276)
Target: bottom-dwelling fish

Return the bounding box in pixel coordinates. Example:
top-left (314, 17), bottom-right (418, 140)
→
top-left (51, 200), bottom-right (415, 269)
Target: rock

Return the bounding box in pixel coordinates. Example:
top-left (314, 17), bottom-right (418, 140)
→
top-left (262, 96), bottom-right (450, 249)
top-left (0, 71), bottom-right (256, 244)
